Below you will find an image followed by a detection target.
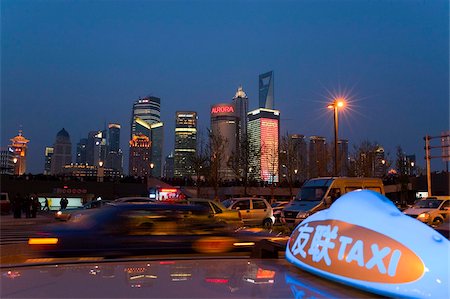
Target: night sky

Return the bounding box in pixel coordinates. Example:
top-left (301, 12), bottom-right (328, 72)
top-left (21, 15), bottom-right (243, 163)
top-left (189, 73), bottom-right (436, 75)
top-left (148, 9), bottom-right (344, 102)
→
top-left (2, 0), bottom-right (449, 174)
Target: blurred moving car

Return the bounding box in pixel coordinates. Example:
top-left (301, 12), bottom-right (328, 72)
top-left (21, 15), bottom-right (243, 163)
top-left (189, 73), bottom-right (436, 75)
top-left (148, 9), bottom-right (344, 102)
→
top-left (434, 216), bottom-right (450, 239)
top-left (271, 201), bottom-right (289, 225)
top-left (112, 197), bottom-right (156, 204)
top-left (222, 197), bottom-right (275, 228)
top-left (403, 196), bottom-right (450, 226)
top-left (30, 203), bottom-right (284, 257)
top-left (55, 199), bottom-right (111, 221)
top-left (184, 198), bottom-right (244, 228)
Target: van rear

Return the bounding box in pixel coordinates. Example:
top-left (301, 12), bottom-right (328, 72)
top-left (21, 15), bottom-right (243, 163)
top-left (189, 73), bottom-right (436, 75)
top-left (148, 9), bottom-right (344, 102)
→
top-left (280, 177), bottom-right (384, 229)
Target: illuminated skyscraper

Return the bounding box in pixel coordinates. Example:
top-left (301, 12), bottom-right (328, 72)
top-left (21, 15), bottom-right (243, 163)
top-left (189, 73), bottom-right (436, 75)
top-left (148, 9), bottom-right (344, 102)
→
top-left (44, 147), bottom-right (54, 175)
top-left (308, 136), bottom-right (327, 178)
top-left (9, 130), bottom-right (30, 175)
top-left (210, 104), bottom-right (238, 180)
top-left (247, 108), bottom-right (280, 183)
top-left (130, 96), bottom-right (164, 176)
top-left (50, 128), bottom-right (72, 175)
top-left (174, 112), bottom-right (197, 178)
top-left (232, 85), bottom-right (249, 144)
top-left (86, 130), bottom-right (106, 167)
top-left (259, 71), bottom-right (274, 109)
top-left (129, 117), bottom-right (151, 176)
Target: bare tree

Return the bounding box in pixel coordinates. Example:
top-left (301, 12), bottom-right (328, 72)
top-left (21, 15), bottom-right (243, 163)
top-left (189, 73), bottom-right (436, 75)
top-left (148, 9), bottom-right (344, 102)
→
top-left (348, 140), bottom-right (379, 177)
top-left (228, 134), bottom-right (261, 196)
top-left (205, 130), bottom-right (227, 200)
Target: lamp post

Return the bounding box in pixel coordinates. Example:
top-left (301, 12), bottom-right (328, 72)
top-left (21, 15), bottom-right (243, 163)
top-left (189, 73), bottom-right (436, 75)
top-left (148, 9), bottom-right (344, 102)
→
top-left (328, 98), bottom-right (345, 176)
top-left (98, 161), bottom-right (104, 182)
top-left (150, 163), bottom-right (154, 177)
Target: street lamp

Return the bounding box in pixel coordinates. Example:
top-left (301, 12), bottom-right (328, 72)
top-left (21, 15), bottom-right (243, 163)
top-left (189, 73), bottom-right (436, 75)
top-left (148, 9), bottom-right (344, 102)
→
top-left (98, 161), bottom-right (104, 182)
top-left (150, 163), bottom-right (154, 177)
top-left (328, 98), bottom-right (345, 176)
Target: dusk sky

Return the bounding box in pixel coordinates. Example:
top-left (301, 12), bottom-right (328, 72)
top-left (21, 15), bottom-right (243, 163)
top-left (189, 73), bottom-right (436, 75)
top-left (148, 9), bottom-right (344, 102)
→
top-left (2, 0), bottom-right (449, 174)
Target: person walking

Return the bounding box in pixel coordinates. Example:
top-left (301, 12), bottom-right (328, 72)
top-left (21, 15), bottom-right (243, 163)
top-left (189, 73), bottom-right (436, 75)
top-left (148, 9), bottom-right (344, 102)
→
top-left (23, 194), bottom-right (32, 218)
top-left (12, 193), bottom-right (22, 218)
top-left (43, 197), bottom-right (50, 211)
top-left (30, 194), bottom-right (40, 218)
top-left (60, 197), bottom-right (68, 210)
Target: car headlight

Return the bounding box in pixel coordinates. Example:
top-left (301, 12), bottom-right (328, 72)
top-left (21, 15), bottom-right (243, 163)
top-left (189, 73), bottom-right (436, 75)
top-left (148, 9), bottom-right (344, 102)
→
top-left (297, 212), bottom-right (311, 219)
top-left (56, 211), bottom-right (62, 216)
top-left (417, 213), bottom-right (430, 221)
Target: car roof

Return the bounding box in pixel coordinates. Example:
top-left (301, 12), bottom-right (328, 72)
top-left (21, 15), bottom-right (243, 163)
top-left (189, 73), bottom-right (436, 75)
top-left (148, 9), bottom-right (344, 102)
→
top-left (114, 197), bottom-right (156, 202)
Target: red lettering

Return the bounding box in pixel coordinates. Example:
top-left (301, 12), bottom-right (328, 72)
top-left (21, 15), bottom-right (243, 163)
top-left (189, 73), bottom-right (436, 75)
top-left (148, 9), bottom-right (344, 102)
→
top-left (211, 106), bottom-right (234, 114)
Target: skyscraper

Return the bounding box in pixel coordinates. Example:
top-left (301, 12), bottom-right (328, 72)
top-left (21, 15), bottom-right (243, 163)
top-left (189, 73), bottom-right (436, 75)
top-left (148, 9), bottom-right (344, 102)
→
top-left (308, 136), bottom-right (327, 178)
top-left (50, 128), bottom-right (72, 175)
top-left (290, 134), bottom-right (308, 182)
top-left (174, 112), bottom-right (197, 178)
top-left (338, 139), bottom-right (349, 176)
top-left (150, 122), bottom-right (164, 177)
top-left (210, 104), bottom-right (239, 180)
top-left (129, 118), bottom-right (151, 177)
top-left (374, 146), bottom-right (386, 178)
top-left (259, 71), bottom-right (274, 109)
top-left (106, 123), bottom-right (123, 174)
top-left (0, 147), bottom-right (15, 175)
top-left (130, 96), bottom-right (164, 176)
top-left (232, 85), bottom-right (249, 144)
top-left (164, 153), bottom-right (175, 178)
top-left (247, 108), bottom-right (280, 183)
top-left (9, 130), bottom-right (30, 175)
top-left (86, 130), bottom-right (106, 167)
top-left (76, 138), bottom-right (87, 164)
top-left (44, 147), bottom-right (54, 175)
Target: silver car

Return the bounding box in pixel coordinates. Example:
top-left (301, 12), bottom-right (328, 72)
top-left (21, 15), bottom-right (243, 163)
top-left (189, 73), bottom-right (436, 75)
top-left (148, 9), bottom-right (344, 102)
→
top-left (222, 197), bottom-right (275, 228)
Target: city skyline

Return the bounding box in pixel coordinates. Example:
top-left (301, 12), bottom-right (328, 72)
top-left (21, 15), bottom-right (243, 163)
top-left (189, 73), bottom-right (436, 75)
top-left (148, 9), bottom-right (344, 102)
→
top-left (2, 0), bottom-right (448, 174)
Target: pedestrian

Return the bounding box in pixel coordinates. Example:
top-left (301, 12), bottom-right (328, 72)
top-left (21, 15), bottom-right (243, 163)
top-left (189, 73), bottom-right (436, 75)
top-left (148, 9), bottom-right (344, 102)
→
top-left (30, 194), bottom-right (40, 218)
top-left (60, 197), bottom-right (68, 210)
top-left (43, 197), bottom-right (50, 211)
top-left (23, 194), bottom-right (32, 218)
top-left (12, 193), bottom-right (22, 218)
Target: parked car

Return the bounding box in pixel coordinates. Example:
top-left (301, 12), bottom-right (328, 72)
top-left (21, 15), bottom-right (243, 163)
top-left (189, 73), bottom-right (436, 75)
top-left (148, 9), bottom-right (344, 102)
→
top-left (403, 196), bottom-right (450, 226)
top-left (0, 193), bottom-right (11, 215)
top-left (184, 198), bottom-right (244, 228)
top-left (55, 199), bottom-right (111, 221)
top-left (30, 203), bottom-right (284, 257)
top-left (271, 201), bottom-right (289, 224)
top-left (222, 197), bottom-right (275, 228)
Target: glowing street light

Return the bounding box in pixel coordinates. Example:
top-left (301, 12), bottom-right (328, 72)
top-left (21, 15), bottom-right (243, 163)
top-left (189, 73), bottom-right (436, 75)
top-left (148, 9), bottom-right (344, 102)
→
top-left (328, 98), bottom-right (346, 176)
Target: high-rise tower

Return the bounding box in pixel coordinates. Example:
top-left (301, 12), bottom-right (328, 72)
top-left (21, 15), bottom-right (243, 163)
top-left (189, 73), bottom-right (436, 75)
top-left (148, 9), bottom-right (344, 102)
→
top-left (259, 71), bottom-right (274, 109)
top-left (106, 123), bottom-right (123, 174)
top-left (308, 136), bottom-right (327, 178)
top-left (232, 85), bottom-right (249, 144)
top-left (174, 112), bottom-right (197, 178)
top-left (50, 128), bottom-right (72, 175)
top-left (247, 108), bottom-right (280, 183)
top-left (9, 130), bottom-right (30, 175)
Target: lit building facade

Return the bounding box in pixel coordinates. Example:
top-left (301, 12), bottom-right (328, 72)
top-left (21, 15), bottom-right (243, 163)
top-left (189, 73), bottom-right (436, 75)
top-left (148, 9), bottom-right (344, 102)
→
top-left (9, 130), bottom-right (30, 175)
top-left (44, 147), bottom-right (54, 175)
top-left (76, 138), bottom-right (87, 164)
top-left (373, 146), bottom-right (386, 178)
top-left (247, 108), bottom-right (280, 183)
top-left (309, 136), bottom-right (327, 178)
top-left (232, 86), bottom-right (249, 145)
top-left (130, 96), bottom-right (164, 176)
top-left (164, 153), bottom-right (175, 178)
top-left (86, 130), bottom-right (107, 168)
top-left (0, 147), bottom-right (15, 175)
top-left (50, 128), bottom-right (72, 175)
top-left (210, 103), bottom-right (239, 180)
top-left (259, 71), bottom-right (274, 109)
top-left (129, 118), bottom-right (151, 177)
top-left (174, 112), bottom-right (197, 178)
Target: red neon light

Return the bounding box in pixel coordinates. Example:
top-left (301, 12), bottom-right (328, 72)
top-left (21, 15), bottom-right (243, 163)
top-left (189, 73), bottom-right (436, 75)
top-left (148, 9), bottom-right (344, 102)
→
top-left (211, 106), bottom-right (234, 114)
top-left (205, 278), bottom-right (229, 284)
top-left (160, 188), bottom-right (178, 193)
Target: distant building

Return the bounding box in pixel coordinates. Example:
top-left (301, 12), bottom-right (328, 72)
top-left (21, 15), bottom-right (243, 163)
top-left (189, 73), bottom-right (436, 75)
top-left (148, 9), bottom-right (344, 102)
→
top-left (0, 147), bottom-right (15, 175)
top-left (106, 123), bottom-right (123, 174)
top-left (62, 163), bottom-right (121, 178)
top-left (44, 147), bottom-right (54, 175)
top-left (164, 153), bottom-right (175, 178)
top-left (9, 130), bottom-right (30, 175)
top-left (130, 96), bottom-right (164, 176)
top-left (174, 112), bottom-right (197, 178)
top-left (50, 128), bottom-right (72, 175)
top-left (259, 71), bottom-right (274, 109)
top-left (248, 108), bottom-right (280, 183)
top-left (374, 146), bottom-right (386, 178)
top-left (338, 139), bottom-right (349, 176)
top-left (232, 85), bottom-right (249, 144)
top-left (309, 136), bottom-right (327, 178)
top-left (291, 134), bottom-right (308, 182)
top-left (211, 103), bottom-right (239, 180)
top-left (129, 131), bottom-right (151, 177)
top-left (76, 138), bottom-right (87, 164)
top-left (86, 130), bottom-right (107, 167)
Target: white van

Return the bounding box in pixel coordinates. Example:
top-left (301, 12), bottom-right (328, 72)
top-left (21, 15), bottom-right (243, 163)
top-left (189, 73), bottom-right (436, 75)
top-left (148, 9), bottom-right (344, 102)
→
top-left (281, 177), bottom-right (384, 228)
